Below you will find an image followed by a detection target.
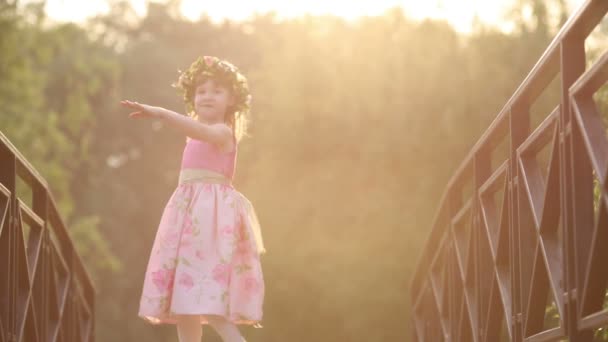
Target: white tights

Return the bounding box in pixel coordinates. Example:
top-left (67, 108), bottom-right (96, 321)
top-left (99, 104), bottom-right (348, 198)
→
top-left (176, 314), bottom-right (245, 342)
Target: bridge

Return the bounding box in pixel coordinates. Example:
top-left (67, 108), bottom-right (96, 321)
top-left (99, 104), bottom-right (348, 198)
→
top-left (410, 0), bottom-right (608, 341)
top-left (0, 132), bottom-right (95, 342)
top-left (2, 1), bottom-right (608, 341)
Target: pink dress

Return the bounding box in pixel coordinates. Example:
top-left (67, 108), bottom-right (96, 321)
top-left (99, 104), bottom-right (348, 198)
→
top-left (138, 135), bottom-right (265, 327)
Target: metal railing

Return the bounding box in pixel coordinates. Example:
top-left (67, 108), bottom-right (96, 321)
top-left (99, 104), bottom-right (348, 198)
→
top-left (0, 131), bottom-right (95, 342)
top-left (410, 0), bottom-right (608, 340)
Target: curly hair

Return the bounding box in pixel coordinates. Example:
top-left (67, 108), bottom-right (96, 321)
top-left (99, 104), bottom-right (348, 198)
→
top-left (172, 56), bottom-right (252, 141)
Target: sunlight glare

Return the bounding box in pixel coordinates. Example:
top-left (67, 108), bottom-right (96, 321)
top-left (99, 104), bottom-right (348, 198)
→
top-left (42, 0), bottom-right (583, 33)
top-left (179, 0), bottom-right (511, 32)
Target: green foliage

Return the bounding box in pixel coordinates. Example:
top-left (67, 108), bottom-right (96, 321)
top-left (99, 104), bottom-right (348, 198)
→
top-left (0, 2), bottom-right (120, 279)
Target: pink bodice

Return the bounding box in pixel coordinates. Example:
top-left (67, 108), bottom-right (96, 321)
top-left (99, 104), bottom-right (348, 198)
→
top-left (180, 137), bottom-right (237, 180)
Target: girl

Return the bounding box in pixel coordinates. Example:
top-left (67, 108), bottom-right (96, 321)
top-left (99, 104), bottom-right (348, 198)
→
top-left (121, 56), bottom-right (265, 342)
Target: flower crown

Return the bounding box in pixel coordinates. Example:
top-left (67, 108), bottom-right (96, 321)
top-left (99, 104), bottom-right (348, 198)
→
top-left (172, 55), bottom-right (251, 115)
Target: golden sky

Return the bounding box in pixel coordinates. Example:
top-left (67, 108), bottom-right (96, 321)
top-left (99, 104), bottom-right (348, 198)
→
top-left (43, 0), bottom-right (582, 33)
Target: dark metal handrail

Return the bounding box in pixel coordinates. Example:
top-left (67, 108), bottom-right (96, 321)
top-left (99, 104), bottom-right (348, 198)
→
top-left (0, 131), bottom-right (95, 342)
top-left (410, 0), bottom-right (608, 340)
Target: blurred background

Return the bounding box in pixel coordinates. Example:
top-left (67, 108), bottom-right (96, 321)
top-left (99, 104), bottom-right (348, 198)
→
top-left (1, 0), bottom-right (603, 340)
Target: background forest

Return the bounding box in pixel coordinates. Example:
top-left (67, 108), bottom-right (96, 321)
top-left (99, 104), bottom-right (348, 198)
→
top-left (1, 0), bottom-right (606, 341)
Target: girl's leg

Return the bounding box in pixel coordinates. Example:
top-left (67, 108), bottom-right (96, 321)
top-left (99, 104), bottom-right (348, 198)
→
top-left (176, 314), bottom-right (203, 342)
top-left (205, 315), bottom-right (246, 342)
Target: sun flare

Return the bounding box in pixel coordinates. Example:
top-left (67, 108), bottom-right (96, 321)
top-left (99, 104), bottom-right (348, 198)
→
top-left (43, 0), bottom-right (582, 33)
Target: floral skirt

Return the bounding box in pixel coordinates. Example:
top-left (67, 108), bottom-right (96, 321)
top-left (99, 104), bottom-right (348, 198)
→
top-left (138, 178), bottom-right (264, 326)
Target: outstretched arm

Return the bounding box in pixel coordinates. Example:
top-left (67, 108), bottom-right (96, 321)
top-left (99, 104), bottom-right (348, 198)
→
top-left (120, 100), bottom-right (232, 149)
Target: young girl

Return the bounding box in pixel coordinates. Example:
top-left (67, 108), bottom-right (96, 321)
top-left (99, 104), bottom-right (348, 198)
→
top-left (121, 55), bottom-right (265, 342)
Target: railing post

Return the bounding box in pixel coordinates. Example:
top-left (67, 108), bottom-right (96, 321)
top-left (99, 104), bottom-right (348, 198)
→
top-left (474, 145), bottom-right (491, 341)
top-left (33, 187), bottom-right (48, 342)
top-left (0, 142), bottom-right (16, 342)
top-left (560, 35), bottom-right (592, 341)
top-left (510, 100), bottom-right (530, 342)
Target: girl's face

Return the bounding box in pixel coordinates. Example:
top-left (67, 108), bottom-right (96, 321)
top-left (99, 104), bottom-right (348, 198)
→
top-left (193, 79), bottom-right (235, 123)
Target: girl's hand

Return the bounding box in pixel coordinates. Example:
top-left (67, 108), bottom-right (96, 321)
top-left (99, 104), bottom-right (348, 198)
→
top-left (120, 100), bottom-right (163, 119)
